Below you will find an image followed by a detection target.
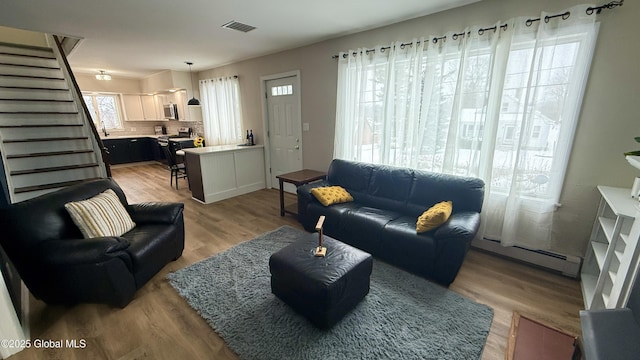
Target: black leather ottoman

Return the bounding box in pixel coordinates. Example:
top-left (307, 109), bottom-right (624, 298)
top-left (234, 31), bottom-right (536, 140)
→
top-left (269, 234), bottom-right (373, 329)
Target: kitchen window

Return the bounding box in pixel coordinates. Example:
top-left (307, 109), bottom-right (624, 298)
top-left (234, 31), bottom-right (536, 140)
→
top-left (82, 93), bottom-right (124, 130)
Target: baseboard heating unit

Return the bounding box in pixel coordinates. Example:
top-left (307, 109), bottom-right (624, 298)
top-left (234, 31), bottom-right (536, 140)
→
top-left (471, 238), bottom-right (582, 278)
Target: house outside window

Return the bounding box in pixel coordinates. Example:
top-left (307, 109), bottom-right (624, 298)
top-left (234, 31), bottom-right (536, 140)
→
top-left (82, 93), bottom-right (124, 130)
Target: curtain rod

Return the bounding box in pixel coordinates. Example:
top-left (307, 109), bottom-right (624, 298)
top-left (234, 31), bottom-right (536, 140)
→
top-left (331, 0), bottom-right (623, 59)
top-left (202, 75), bottom-right (238, 80)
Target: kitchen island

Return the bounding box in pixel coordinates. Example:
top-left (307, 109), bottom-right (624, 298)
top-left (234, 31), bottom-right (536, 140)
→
top-left (182, 145), bottom-right (265, 204)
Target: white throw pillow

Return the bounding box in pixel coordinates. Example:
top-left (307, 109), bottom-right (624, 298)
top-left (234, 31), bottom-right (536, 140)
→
top-left (64, 189), bottom-right (136, 238)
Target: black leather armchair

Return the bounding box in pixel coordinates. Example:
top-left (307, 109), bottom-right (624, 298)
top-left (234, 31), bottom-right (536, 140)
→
top-left (297, 159), bottom-right (485, 286)
top-left (0, 178), bottom-right (184, 307)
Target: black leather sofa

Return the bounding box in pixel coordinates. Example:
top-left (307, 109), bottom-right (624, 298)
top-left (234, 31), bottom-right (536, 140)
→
top-left (297, 159), bottom-right (485, 286)
top-left (0, 178), bottom-right (185, 307)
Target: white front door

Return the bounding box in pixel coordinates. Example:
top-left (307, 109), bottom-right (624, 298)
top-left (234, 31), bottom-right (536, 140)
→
top-left (266, 75), bottom-right (302, 192)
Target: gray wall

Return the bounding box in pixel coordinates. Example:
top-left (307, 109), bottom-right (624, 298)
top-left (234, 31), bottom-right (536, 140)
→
top-left (197, 0), bottom-right (639, 257)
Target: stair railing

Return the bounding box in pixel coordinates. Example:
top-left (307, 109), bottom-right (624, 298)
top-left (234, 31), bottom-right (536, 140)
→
top-left (47, 34), bottom-right (111, 177)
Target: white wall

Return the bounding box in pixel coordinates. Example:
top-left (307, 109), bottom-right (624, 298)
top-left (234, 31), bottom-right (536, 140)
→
top-left (0, 271), bottom-right (25, 359)
top-left (197, 0), bottom-right (640, 257)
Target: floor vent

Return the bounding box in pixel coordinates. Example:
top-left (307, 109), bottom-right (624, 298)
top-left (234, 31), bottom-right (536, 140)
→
top-left (472, 237), bottom-right (582, 278)
top-left (221, 20), bottom-right (256, 33)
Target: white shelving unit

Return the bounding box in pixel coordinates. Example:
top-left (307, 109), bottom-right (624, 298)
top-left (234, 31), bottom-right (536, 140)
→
top-left (582, 185), bottom-right (640, 309)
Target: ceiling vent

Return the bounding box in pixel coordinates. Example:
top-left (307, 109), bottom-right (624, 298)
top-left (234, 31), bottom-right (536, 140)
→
top-left (221, 20), bottom-right (256, 33)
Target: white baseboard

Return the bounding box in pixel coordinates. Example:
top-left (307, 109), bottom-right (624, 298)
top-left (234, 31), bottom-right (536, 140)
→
top-left (472, 237), bottom-right (582, 278)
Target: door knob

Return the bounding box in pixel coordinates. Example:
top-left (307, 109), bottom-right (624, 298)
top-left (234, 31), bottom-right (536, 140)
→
top-left (294, 145), bottom-right (300, 149)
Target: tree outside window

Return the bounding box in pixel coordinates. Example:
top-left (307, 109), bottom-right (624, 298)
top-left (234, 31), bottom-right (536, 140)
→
top-left (82, 94), bottom-right (123, 130)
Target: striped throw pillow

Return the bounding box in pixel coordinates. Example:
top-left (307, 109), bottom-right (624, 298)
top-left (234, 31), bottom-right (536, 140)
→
top-left (64, 189), bottom-right (136, 238)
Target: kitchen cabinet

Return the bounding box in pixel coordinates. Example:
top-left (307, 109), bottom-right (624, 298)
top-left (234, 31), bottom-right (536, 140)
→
top-left (581, 185), bottom-right (640, 310)
top-left (103, 138), bottom-right (130, 164)
top-left (154, 91), bottom-right (200, 122)
top-left (183, 145), bottom-right (265, 204)
top-left (140, 95), bottom-right (158, 120)
top-left (122, 95), bottom-right (144, 121)
top-left (128, 137), bottom-right (153, 162)
top-left (123, 95), bottom-right (159, 121)
top-left (103, 137), bottom-right (155, 164)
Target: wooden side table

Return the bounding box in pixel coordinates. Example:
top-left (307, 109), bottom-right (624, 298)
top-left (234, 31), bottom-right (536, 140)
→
top-left (276, 169), bottom-right (326, 216)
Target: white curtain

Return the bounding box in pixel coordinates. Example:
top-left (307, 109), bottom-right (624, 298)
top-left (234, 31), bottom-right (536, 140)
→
top-left (334, 4), bottom-right (599, 250)
top-left (200, 77), bottom-right (243, 146)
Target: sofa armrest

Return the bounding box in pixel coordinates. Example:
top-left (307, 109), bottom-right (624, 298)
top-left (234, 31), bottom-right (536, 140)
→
top-left (434, 211), bottom-right (481, 240)
top-left (128, 202), bottom-right (184, 225)
top-left (431, 211), bottom-right (481, 285)
top-left (36, 237), bottom-right (132, 267)
top-left (297, 181), bottom-right (332, 201)
top-left (297, 181), bottom-right (332, 219)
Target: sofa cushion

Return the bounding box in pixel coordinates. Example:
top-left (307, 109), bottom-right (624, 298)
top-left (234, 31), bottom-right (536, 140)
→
top-left (310, 186), bottom-right (354, 206)
top-left (381, 216), bottom-right (437, 276)
top-left (340, 207), bottom-right (401, 254)
top-left (327, 159), bottom-right (374, 202)
top-left (416, 201), bottom-right (453, 233)
top-left (64, 189), bottom-right (136, 238)
top-left (406, 170), bottom-right (484, 217)
top-left (363, 165), bottom-right (413, 212)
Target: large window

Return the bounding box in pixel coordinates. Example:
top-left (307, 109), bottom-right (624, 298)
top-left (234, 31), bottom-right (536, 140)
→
top-left (199, 76), bottom-right (243, 146)
top-left (82, 93), bottom-right (124, 130)
top-left (334, 5), bottom-right (599, 250)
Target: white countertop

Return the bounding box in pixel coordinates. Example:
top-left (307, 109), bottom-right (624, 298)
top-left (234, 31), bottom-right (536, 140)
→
top-left (100, 134), bottom-right (195, 141)
top-left (100, 134), bottom-right (163, 140)
top-left (183, 144), bottom-right (263, 155)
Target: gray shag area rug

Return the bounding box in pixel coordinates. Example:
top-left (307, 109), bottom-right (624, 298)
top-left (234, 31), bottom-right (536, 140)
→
top-left (168, 225), bottom-right (493, 360)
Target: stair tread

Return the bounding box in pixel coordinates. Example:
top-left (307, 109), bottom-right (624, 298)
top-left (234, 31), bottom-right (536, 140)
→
top-left (11, 163), bottom-right (99, 175)
top-left (14, 178), bottom-right (102, 194)
top-left (0, 124), bottom-right (83, 128)
top-left (0, 111), bottom-right (78, 114)
top-left (7, 149), bottom-right (94, 159)
top-left (0, 51), bottom-right (55, 60)
top-left (0, 98), bottom-right (74, 102)
top-left (0, 62), bottom-right (59, 70)
top-left (0, 86), bottom-right (68, 91)
top-left (0, 74), bottom-right (64, 80)
top-left (3, 136), bottom-right (89, 143)
top-left (0, 42), bottom-right (53, 53)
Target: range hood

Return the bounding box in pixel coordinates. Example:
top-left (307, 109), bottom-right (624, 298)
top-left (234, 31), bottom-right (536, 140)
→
top-left (141, 70), bottom-right (196, 96)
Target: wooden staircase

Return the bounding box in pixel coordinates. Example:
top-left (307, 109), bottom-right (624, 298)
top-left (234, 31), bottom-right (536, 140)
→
top-left (0, 40), bottom-right (108, 203)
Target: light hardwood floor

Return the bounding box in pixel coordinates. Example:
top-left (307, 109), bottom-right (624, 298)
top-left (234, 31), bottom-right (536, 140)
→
top-left (8, 163), bottom-right (584, 360)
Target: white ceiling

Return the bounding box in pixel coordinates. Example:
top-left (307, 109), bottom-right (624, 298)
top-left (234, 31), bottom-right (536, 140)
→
top-left (0, 0), bottom-right (479, 79)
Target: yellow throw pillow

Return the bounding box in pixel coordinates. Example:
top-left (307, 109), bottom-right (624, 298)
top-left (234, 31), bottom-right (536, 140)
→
top-left (416, 201), bottom-right (453, 233)
top-left (310, 186), bottom-right (354, 207)
top-left (65, 189), bottom-right (136, 238)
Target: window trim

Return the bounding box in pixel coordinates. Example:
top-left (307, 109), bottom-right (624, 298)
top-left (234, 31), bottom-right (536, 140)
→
top-left (81, 92), bottom-right (125, 130)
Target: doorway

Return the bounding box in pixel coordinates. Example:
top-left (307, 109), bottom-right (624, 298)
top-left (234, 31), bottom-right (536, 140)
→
top-left (261, 71), bottom-right (302, 193)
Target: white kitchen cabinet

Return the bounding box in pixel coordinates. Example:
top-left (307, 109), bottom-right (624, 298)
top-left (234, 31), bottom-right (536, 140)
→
top-left (182, 145), bottom-right (265, 204)
top-left (582, 185), bottom-right (640, 309)
top-left (123, 94), bottom-right (159, 121)
top-left (140, 95), bottom-right (157, 120)
top-left (122, 94), bottom-right (144, 121)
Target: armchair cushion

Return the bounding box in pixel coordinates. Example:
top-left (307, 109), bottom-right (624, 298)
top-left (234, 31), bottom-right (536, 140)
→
top-left (64, 189), bottom-right (136, 238)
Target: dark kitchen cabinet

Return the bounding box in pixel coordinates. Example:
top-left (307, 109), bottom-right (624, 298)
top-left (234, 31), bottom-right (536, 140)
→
top-left (150, 138), bottom-right (165, 162)
top-left (103, 137), bottom-right (155, 165)
top-left (103, 138), bottom-right (130, 165)
top-left (128, 137), bottom-right (153, 163)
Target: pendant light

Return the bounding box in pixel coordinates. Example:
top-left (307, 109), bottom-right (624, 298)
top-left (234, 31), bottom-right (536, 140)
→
top-left (185, 61), bottom-right (200, 106)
